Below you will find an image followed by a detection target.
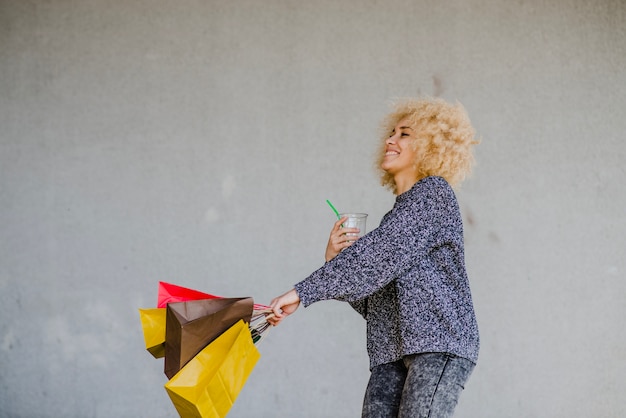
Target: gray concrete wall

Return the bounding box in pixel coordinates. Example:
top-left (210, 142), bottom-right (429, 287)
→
top-left (1, 1), bottom-right (625, 417)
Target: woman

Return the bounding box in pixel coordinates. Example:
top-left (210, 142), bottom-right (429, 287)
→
top-left (268, 97), bottom-right (480, 418)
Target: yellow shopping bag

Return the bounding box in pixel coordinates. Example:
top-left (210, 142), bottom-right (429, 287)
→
top-left (164, 319), bottom-right (260, 418)
top-left (138, 308), bottom-right (167, 358)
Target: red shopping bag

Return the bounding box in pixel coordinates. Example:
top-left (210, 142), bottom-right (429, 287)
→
top-left (158, 281), bottom-right (219, 308)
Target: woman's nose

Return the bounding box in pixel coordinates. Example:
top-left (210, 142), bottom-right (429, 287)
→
top-left (386, 134), bottom-right (397, 144)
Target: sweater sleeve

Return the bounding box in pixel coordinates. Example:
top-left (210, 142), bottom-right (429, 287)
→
top-left (295, 177), bottom-right (455, 307)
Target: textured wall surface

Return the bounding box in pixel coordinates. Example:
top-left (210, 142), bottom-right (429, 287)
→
top-left (1, 1), bottom-right (625, 417)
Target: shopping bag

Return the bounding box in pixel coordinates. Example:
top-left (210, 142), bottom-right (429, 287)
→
top-left (138, 308), bottom-right (167, 358)
top-left (158, 281), bottom-right (219, 308)
top-left (157, 281), bottom-right (270, 312)
top-left (165, 319), bottom-right (260, 418)
top-left (164, 297), bottom-right (253, 379)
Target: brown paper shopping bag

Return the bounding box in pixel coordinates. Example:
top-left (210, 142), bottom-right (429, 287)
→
top-left (164, 319), bottom-right (260, 418)
top-left (164, 297), bottom-right (253, 379)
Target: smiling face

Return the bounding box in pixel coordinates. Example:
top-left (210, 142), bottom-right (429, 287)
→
top-left (377, 98), bottom-right (478, 193)
top-left (380, 117), bottom-right (420, 193)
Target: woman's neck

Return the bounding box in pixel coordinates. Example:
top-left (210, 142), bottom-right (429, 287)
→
top-left (394, 175), bottom-right (421, 195)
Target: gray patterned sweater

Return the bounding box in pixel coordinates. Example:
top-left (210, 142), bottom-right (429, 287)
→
top-left (294, 176), bottom-right (479, 369)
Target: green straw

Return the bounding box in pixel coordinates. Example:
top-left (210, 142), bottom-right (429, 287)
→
top-left (326, 199), bottom-right (341, 220)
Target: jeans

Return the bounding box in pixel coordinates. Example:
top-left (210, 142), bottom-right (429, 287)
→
top-left (362, 353), bottom-right (475, 418)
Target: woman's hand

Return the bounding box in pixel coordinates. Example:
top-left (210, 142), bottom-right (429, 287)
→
top-left (325, 216), bottom-right (360, 262)
top-left (267, 288), bottom-right (301, 326)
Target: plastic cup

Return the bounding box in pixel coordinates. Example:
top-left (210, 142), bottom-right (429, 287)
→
top-left (340, 213), bottom-right (368, 238)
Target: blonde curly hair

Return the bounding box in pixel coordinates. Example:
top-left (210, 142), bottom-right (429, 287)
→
top-left (376, 97), bottom-right (479, 193)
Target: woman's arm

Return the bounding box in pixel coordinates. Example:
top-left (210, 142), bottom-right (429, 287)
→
top-left (296, 178), bottom-right (457, 307)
